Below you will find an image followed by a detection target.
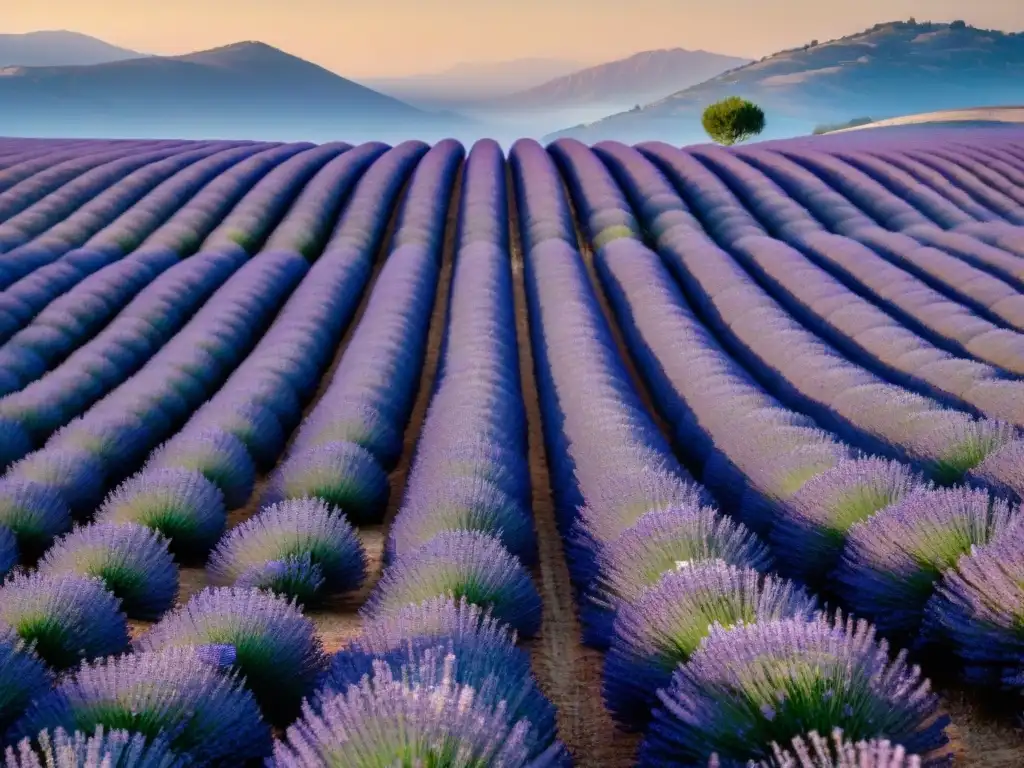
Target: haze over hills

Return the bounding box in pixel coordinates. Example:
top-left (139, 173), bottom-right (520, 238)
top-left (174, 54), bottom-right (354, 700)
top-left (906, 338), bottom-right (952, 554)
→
top-left (0, 41), bottom-right (467, 143)
top-left (497, 48), bottom-right (751, 110)
top-left (361, 57), bottom-right (587, 110)
top-left (548, 20), bottom-right (1024, 144)
top-left (0, 30), bottom-right (144, 67)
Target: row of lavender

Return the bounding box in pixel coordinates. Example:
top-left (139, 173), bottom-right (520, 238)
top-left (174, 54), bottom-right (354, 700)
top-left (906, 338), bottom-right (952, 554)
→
top-left (0, 136), bottom-right (569, 767)
top-left (545, 131), bottom-right (1024, 765)
top-left (0, 140), bottom-right (469, 766)
top-left (509, 136), bottom-right (938, 766)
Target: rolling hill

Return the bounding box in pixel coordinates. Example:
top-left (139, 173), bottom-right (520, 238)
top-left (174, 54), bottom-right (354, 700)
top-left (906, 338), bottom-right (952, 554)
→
top-left (547, 20), bottom-right (1024, 144)
top-left (362, 57), bottom-right (587, 110)
top-left (498, 48), bottom-right (750, 110)
top-left (0, 41), bottom-right (463, 142)
top-left (0, 30), bottom-right (144, 67)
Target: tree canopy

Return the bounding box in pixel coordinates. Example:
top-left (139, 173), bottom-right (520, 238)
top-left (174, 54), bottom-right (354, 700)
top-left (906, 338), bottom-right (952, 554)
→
top-left (701, 97), bottom-right (766, 146)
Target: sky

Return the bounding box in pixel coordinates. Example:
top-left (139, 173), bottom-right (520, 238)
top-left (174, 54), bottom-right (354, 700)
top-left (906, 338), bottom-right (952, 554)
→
top-left (5, 0), bottom-right (1024, 78)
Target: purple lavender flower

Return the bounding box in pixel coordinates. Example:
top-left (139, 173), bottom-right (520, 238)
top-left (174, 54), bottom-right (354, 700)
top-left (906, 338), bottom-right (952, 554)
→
top-left (387, 476), bottom-right (537, 565)
top-left (323, 637), bottom-right (559, 758)
top-left (739, 728), bottom-right (922, 768)
top-left (0, 480), bottom-right (72, 558)
top-left (0, 418), bottom-right (32, 472)
top-left (192, 400), bottom-right (286, 471)
top-left (263, 441), bottom-right (389, 525)
top-left (95, 469), bottom-right (226, 558)
top-left (0, 524), bottom-right (16, 579)
top-left (206, 497), bottom-right (366, 603)
top-left (0, 625), bottom-right (51, 734)
top-left (922, 522), bottom-right (1024, 687)
top-left (9, 646), bottom-right (272, 766)
top-left (0, 573), bottom-right (129, 671)
top-left (367, 593), bottom-right (517, 643)
top-left (134, 587), bottom-right (327, 725)
top-left (3, 726), bottom-right (185, 768)
top-left (363, 531), bottom-right (542, 638)
top-left (605, 562), bottom-right (818, 730)
top-left (770, 458), bottom-right (926, 586)
top-left (37, 523), bottom-right (178, 620)
top-left (7, 448), bottom-right (106, 519)
top-left (292, 403), bottom-right (404, 470)
top-left (583, 505), bottom-right (772, 648)
top-left (639, 615), bottom-right (948, 766)
top-left (274, 652), bottom-right (570, 767)
top-left (834, 485), bottom-right (1019, 638)
top-left (49, 417), bottom-right (152, 481)
top-left (146, 429), bottom-right (255, 510)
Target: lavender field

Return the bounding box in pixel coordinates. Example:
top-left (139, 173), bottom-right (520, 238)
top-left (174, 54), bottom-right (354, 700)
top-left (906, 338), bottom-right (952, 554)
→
top-left (1, 128), bottom-right (1024, 766)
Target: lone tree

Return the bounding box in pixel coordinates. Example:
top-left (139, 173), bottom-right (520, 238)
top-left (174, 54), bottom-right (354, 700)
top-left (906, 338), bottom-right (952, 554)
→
top-left (701, 97), bottom-right (766, 146)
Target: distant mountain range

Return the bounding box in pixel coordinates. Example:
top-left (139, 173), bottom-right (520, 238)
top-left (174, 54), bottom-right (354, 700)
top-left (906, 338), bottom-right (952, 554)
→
top-left (0, 30), bottom-right (143, 67)
top-left (0, 40), bottom-right (464, 143)
top-left (362, 57), bottom-right (587, 110)
top-left (497, 48), bottom-right (750, 110)
top-left (548, 20), bottom-right (1024, 144)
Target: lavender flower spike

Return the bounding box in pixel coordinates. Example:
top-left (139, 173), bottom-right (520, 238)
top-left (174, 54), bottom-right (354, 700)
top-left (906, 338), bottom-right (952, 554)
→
top-left (3, 727), bottom-right (185, 768)
top-left (605, 562), bottom-right (818, 730)
top-left (0, 480), bottom-right (72, 558)
top-left (0, 573), bottom-right (129, 671)
top-left (922, 522), bottom-right (1024, 688)
top-left (37, 523), bottom-right (178, 620)
top-left (639, 614), bottom-right (949, 766)
top-left (275, 652), bottom-right (571, 767)
top-left (747, 729), bottom-right (921, 768)
top-left (135, 587), bottom-right (328, 726)
top-left (206, 497), bottom-right (367, 604)
top-left (834, 485), bottom-right (1019, 638)
top-left (9, 646), bottom-right (272, 766)
top-left (96, 469), bottom-right (226, 558)
top-left (363, 530), bottom-right (543, 638)
top-left (0, 626), bottom-right (52, 735)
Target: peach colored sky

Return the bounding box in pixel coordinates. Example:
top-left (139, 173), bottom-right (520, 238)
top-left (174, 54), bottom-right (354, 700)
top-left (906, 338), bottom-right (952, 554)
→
top-left (5, 0), bottom-right (1023, 77)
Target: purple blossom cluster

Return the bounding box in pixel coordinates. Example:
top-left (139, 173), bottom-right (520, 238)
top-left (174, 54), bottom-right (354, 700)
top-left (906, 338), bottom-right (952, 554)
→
top-left (134, 587), bottom-right (328, 725)
top-left (8, 646), bottom-right (273, 765)
top-left (4, 727), bottom-right (184, 768)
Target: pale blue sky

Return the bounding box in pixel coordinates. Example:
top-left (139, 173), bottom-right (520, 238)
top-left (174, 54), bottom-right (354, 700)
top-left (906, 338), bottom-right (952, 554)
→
top-left (5, 0), bottom-right (1022, 77)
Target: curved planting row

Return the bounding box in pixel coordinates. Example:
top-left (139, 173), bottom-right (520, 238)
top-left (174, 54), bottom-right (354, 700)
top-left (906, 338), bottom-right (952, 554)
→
top-left (0, 144), bottom-right (388, 476)
top-left (0, 142), bottom-right (314, 386)
top-left (674, 144), bottom-right (1024, 378)
top-left (324, 138), bottom-right (570, 765)
top-left (0, 142), bottom-right (235, 276)
top-left (625, 143), bottom-right (1024, 436)
top-left (207, 138), bottom-right (450, 604)
top-left (523, 137), bottom-right (950, 766)
top-left (564, 138), bottom-right (1024, 493)
top-left (0, 140), bottom-right (193, 223)
top-left (0, 146), bottom-right (280, 365)
top-left (588, 139), bottom-right (1021, 655)
top-left (731, 146), bottom-right (1024, 327)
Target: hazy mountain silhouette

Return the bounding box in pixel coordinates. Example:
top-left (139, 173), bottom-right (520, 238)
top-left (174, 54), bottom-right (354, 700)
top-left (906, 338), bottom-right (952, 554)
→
top-left (498, 48), bottom-right (750, 109)
top-left (363, 57), bottom-right (587, 109)
top-left (548, 20), bottom-right (1024, 144)
top-left (0, 41), bottom-right (466, 142)
top-left (0, 30), bottom-right (144, 67)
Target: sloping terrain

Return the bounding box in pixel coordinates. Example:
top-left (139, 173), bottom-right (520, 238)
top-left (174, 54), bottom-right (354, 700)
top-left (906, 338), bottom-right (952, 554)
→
top-left (548, 20), bottom-right (1024, 143)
